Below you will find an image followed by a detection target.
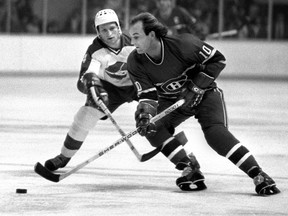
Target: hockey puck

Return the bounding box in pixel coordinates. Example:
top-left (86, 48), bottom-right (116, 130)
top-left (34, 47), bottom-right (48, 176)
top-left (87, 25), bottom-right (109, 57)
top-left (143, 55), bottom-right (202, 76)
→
top-left (16, 189), bottom-right (27, 194)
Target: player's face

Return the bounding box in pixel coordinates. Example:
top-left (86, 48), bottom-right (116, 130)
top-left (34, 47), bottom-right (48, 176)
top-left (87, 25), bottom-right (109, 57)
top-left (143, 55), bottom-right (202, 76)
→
top-left (129, 21), bottom-right (152, 54)
top-left (98, 22), bottom-right (121, 49)
top-left (158, 0), bottom-right (172, 11)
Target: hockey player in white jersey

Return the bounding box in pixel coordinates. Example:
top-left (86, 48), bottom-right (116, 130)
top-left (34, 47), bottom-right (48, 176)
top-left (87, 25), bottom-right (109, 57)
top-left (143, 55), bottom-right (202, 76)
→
top-left (44, 9), bottom-right (137, 170)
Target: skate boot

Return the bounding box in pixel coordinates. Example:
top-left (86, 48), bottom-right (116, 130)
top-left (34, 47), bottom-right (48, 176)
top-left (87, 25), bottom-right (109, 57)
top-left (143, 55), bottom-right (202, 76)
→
top-left (176, 153), bottom-right (207, 191)
top-left (253, 171), bottom-right (280, 195)
top-left (249, 167), bottom-right (280, 195)
top-left (44, 154), bottom-right (70, 171)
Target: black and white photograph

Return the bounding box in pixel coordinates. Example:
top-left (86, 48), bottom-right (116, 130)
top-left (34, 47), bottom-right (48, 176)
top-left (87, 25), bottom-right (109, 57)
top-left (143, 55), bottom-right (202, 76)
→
top-left (0, 0), bottom-right (287, 215)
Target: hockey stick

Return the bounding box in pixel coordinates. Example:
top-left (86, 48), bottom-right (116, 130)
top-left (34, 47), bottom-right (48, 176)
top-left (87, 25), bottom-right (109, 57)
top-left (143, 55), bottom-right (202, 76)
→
top-left (89, 87), bottom-right (160, 162)
top-left (34, 99), bottom-right (185, 182)
top-left (207, 29), bottom-right (238, 39)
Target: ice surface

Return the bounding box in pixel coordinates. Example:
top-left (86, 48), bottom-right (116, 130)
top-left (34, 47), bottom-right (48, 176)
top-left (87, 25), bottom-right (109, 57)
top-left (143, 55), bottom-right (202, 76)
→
top-left (0, 76), bottom-right (287, 216)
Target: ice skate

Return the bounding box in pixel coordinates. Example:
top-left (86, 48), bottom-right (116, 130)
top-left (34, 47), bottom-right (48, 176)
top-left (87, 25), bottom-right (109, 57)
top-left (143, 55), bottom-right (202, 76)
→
top-left (253, 170), bottom-right (280, 195)
top-left (44, 154), bottom-right (70, 171)
top-left (176, 153), bottom-right (207, 191)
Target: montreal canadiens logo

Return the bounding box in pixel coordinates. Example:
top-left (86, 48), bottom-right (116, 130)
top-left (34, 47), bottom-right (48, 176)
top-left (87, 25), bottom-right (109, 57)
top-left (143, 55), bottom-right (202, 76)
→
top-left (105, 62), bottom-right (128, 79)
top-left (161, 75), bottom-right (187, 93)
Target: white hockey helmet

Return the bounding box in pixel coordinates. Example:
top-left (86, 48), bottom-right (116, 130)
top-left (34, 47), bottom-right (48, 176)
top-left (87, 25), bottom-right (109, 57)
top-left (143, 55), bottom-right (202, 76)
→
top-left (94, 9), bottom-right (121, 30)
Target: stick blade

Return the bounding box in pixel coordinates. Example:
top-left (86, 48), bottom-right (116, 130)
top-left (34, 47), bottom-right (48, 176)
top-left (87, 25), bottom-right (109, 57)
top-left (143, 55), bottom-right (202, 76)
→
top-left (34, 162), bottom-right (60, 183)
top-left (140, 147), bottom-right (161, 162)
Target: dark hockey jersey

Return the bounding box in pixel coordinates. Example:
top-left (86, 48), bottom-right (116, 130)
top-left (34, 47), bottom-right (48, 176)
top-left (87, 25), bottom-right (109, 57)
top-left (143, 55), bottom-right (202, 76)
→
top-left (127, 33), bottom-right (226, 101)
top-left (77, 34), bottom-right (135, 94)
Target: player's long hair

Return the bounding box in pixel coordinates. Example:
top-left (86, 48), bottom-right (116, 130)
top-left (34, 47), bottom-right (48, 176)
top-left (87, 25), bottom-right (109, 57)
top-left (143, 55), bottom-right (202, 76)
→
top-left (130, 12), bottom-right (168, 38)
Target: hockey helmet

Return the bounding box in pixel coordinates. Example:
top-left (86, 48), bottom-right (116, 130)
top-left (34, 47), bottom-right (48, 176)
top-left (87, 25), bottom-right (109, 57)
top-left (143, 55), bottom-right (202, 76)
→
top-left (94, 9), bottom-right (121, 30)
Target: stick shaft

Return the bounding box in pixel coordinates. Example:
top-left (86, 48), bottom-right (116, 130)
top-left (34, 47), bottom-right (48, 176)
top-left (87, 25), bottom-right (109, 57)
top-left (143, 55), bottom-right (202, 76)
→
top-left (90, 87), bottom-right (144, 160)
top-left (61, 98), bottom-right (184, 179)
top-left (90, 87), bottom-right (167, 161)
top-left (60, 129), bottom-right (138, 181)
top-left (207, 29), bottom-right (238, 39)
top-left (35, 98), bottom-right (184, 182)
top-left (59, 99), bottom-right (185, 180)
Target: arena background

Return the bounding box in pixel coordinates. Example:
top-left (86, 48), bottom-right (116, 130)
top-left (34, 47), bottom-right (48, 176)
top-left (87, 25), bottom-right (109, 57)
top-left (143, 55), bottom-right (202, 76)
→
top-left (0, 0), bottom-right (287, 215)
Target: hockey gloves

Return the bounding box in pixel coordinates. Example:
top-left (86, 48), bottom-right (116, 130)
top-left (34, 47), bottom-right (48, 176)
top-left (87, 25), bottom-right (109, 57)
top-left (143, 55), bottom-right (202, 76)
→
top-left (180, 71), bottom-right (215, 114)
top-left (83, 72), bottom-right (109, 106)
top-left (135, 101), bottom-right (158, 137)
top-left (181, 81), bottom-right (205, 109)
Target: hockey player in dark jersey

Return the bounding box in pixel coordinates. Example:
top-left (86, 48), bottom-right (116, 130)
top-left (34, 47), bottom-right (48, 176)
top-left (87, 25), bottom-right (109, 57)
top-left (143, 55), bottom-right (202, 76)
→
top-left (127, 12), bottom-right (280, 195)
top-left (44, 9), bottom-right (206, 191)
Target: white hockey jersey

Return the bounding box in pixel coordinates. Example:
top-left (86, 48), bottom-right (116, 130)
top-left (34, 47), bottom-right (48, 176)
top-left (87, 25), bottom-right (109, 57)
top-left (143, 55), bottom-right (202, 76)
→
top-left (77, 34), bottom-right (135, 94)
